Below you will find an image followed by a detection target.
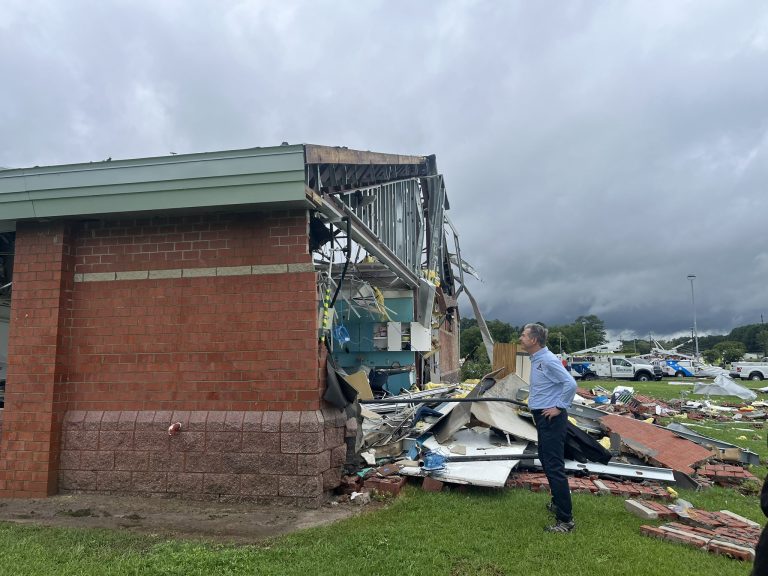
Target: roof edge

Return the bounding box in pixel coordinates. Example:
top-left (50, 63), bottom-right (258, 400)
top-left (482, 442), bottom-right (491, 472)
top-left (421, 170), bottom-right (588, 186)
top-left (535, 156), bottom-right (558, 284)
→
top-left (304, 144), bottom-right (427, 166)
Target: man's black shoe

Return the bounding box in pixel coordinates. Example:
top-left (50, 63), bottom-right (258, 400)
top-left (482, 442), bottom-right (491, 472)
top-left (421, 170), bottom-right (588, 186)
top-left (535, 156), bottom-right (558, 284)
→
top-left (545, 520), bottom-right (575, 533)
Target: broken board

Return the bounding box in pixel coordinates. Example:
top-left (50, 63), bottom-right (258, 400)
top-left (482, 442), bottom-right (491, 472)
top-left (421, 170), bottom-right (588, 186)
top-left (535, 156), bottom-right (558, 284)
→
top-left (400, 427), bottom-right (528, 487)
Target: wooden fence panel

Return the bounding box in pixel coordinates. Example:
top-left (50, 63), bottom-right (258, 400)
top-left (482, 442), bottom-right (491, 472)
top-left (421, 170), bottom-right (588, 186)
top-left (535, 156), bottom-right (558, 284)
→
top-left (492, 342), bottom-right (517, 379)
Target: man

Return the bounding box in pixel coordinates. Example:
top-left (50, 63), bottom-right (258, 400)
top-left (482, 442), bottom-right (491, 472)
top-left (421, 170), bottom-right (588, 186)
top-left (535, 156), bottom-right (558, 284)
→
top-left (519, 323), bottom-right (577, 533)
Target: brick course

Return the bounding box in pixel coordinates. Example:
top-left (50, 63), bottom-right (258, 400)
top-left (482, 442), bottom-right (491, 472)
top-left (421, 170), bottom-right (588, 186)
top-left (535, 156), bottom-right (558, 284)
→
top-left (57, 409), bottom-right (345, 505)
top-left (73, 212), bottom-right (309, 273)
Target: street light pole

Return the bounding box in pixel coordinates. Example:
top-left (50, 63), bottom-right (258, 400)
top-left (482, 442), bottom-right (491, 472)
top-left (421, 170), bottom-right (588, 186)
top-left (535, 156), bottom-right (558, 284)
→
top-left (687, 274), bottom-right (699, 357)
top-left (582, 320), bottom-right (587, 349)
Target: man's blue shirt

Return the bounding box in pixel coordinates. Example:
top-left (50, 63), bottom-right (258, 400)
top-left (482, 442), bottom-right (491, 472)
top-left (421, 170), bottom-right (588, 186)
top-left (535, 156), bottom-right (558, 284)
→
top-left (528, 347), bottom-right (577, 410)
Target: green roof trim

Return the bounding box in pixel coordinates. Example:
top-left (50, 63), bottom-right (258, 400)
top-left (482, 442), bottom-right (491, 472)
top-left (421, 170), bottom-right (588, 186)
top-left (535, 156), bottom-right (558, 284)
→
top-left (0, 145), bottom-right (309, 228)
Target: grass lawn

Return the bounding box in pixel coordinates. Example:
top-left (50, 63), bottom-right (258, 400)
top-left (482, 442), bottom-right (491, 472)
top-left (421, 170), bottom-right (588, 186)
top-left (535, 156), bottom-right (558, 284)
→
top-left (0, 379), bottom-right (764, 575)
top-left (591, 377), bottom-right (768, 478)
top-left (587, 376), bottom-right (766, 404)
top-left (0, 484), bottom-right (762, 576)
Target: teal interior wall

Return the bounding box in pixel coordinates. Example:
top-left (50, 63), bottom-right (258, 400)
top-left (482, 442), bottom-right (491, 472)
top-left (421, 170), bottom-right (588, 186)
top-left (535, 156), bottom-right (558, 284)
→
top-left (330, 296), bottom-right (415, 393)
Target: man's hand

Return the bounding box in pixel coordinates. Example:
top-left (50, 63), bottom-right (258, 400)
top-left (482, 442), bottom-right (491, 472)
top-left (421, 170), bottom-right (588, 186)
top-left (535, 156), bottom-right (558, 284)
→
top-left (542, 407), bottom-right (561, 420)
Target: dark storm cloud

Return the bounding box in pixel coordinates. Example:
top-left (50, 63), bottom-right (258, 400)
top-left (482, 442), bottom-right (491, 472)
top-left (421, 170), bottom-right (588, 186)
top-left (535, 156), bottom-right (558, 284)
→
top-left (1, 0), bottom-right (767, 338)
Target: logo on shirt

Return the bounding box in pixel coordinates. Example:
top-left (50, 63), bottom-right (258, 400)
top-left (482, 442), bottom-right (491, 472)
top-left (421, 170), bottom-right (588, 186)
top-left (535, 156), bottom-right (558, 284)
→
top-left (536, 362), bottom-right (543, 371)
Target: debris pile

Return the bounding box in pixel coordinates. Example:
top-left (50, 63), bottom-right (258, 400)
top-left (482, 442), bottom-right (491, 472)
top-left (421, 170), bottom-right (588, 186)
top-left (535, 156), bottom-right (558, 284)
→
top-left (347, 372), bottom-right (759, 490)
top-left (337, 370), bottom-right (763, 560)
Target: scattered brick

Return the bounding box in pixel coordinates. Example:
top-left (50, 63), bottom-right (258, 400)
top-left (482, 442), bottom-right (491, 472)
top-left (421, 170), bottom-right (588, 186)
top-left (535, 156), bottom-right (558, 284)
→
top-left (567, 476), bottom-right (599, 493)
top-left (625, 499), bottom-right (676, 520)
top-left (707, 540), bottom-right (755, 562)
top-left (363, 475), bottom-right (406, 497)
top-left (422, 476), bottom-right (444, 493)
top-left (627, 395), bottom-right (672, 418)
top-left (505, 472), bottom-right (549, 491)
top-left (339, 474), bottom-right (362, 494)
top-left (506, 471), bottom-right (674, 501)
top-left (646, 524), bottom-right (709, 549)
top-left (718, 510), bottom-right (761, 528)
top-left (640, 525), bottom-right (667, 539)
top-left (697, 463), bottom-right (758, 486)
top-left (639, 504), bottom-right (760, 562)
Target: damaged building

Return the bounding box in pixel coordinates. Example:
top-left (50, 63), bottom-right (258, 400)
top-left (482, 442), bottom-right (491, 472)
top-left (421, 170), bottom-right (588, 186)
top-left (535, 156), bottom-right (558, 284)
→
top-left (0, 144), bottom-right (472, 504)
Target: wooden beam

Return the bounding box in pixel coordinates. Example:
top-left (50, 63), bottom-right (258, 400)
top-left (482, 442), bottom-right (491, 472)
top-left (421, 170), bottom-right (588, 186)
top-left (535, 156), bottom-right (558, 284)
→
top-left (304, 144), bottom-right (427, 166)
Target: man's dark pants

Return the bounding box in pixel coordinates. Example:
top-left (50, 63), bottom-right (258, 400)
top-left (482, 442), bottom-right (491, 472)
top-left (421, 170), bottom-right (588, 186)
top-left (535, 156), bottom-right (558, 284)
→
top-left (532, 409), bottom-right (573, 523)
top-left (752, 474), bottom-right (768, 576)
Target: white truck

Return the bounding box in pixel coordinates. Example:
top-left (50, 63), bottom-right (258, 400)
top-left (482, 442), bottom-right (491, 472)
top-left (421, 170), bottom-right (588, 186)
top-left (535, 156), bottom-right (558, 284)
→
top-left (570, 355), bottom-right (661, 382)
top-left (731, 360), bottom-right (768, 381)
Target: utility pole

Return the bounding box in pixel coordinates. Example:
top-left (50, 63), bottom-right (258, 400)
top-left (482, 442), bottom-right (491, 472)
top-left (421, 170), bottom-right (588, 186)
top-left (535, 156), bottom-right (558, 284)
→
top-left (687, 275), bottom-right (699, 357)
top-left (582, 320), bottom-right (587, 349)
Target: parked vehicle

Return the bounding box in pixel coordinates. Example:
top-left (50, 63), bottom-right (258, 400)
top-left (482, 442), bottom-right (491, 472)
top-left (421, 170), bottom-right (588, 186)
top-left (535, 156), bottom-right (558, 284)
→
top-left (570, 355), bottom-right (661, 382)
top-left (626, 357), bottom-right (664, 381)
top-left (568, 361), bottom-right (598, 381)
top-left (661, 359), bottom-right (700, 378)
top-left (731, 361), bottom-right (768, 381)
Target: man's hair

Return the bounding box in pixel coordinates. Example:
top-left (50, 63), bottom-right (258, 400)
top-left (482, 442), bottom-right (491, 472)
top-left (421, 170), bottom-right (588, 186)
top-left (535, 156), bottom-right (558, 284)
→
top-left (524, 323), bottom-right (548, 346)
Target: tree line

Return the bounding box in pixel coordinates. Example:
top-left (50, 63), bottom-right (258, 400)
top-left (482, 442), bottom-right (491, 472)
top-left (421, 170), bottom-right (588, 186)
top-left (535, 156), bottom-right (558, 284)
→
top-left (460, 315), bottom-right (607, 379)
top-left (459, 316), bottom-right (768, 379)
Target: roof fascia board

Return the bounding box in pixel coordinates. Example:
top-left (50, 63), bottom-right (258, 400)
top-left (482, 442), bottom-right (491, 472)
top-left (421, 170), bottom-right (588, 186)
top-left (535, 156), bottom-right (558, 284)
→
top-left (304, 144), bottom-right (426, 166)
top-left (0, 191), bottom-right (36, 220)
top-left (0, 147), bottom-right (305, 194)
top-left (25, 170), bottom-right (302, 201)
top-left (34, 181), bottom-right (310, 219)
top-left (0, 146), bottom-right (306, 226)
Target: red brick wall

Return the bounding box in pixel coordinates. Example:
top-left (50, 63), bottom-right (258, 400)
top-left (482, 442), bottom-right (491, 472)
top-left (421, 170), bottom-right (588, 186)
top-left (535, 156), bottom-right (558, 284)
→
top-left (1, 211), bottom-right (348, 501)
top-left (0, 221), bottom-right (75, 497)
top-left (73, 212), bottom-right (309, 273)
top-left (66, 211), bottom-right (320, 412)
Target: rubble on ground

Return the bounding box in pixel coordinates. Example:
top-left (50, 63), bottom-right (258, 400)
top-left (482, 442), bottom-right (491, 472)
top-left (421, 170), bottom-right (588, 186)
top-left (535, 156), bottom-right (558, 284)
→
top-left (336, 371), bottom-right (765, 561)
top-left (635, 500), bottom-right (761, 561)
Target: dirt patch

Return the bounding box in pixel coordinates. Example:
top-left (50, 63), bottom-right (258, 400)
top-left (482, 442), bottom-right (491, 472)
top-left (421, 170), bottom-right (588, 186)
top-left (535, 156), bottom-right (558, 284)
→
top-left (0, 493), bottom-right (368, 544)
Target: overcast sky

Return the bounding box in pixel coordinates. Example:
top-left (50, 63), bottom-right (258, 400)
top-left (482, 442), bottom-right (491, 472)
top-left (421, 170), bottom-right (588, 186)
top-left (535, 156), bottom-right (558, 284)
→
top-left (2, 0), bottom-right (768, 339)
